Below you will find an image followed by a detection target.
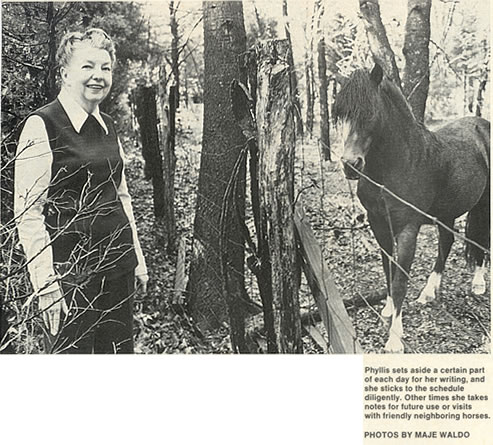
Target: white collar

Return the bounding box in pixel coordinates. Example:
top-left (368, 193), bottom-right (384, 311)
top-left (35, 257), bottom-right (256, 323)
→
top-left (58, 88), bottom-right (109, 135)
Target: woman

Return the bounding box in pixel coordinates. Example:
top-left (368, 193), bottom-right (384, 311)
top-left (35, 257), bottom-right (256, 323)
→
top-left (15, 28), bottom-right (148, 353)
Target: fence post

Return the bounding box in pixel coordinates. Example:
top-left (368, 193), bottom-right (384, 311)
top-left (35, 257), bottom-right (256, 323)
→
top-left (134, 86), bottom-right (166, 224)
top-left (256, 40), bottom-right (303, 353)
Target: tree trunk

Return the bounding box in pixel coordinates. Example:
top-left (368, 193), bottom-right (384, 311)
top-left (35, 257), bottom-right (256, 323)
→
top-left (402, 0), bottom-right (431, 123)
top-left (183, 64), bottom-right (189, 107)
top-left (162, 85), bottom-right (177, 251)
top-left (317, 36), bottom-right (330, 161)
top-left (463, 70), bottom-right (468, 116)
top-left (134, 86), bottom-right (166, 220)
top-left (0, 300), bottom-right (12, 353)
top-left (189, 1), bottom-right (248, 352)
top-left (476, 77), bottom-right (488, 117)
top-left (359, 0), bottom-right (401, 88)
top-left (305, 57), bottom-right (314, 135)
top-left (257, 40), bottom-right (303, 353)
top-left (154, 73), bottom-right (176, 253)
top-left (170, 0), bottom-right (180, 109)
top-left (133, 87), bottom-right (152, 180)
top-left (282, 0), bottom-right (303, 136)
top-left (314, 0), bottom-right (330, 160)
top-left (45, 2), bottom-right (57, 101)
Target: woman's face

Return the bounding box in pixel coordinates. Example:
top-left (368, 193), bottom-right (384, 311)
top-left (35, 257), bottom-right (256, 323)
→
top-left (60, 43), bottom-right (113, 113)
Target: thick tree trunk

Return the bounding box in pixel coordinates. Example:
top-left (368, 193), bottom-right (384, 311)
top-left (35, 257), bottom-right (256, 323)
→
top-left (189, 1), bottom-right (248, 351)
top-left (134, 86), bottom-right (166, 219)
top-left (359, 0), bottom-right (401, 88)
top-left (317, 36), bottom-right (330, 161)
top-left (402, 0), bottom-right (431, 123)
top-left (257, 40), bottom-right (303, 353)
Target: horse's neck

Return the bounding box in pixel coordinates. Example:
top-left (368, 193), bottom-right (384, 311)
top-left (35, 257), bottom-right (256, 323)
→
top-left (366, 120), bottom-right (430, 183)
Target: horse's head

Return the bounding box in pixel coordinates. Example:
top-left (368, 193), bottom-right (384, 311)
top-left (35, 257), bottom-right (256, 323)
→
top-left (333, 64), bottom-right (384, 180)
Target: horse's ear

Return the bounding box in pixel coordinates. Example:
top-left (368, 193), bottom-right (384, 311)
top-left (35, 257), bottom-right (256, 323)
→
top-left (370, 63), bottom-right (383, 86)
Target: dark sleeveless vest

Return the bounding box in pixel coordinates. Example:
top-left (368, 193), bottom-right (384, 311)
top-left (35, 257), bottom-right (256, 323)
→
top-left (33, 99), bottom-right (137, 279)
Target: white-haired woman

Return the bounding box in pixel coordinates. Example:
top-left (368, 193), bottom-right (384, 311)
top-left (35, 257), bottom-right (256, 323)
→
top-left (15, 28), bottom-right (148, 353)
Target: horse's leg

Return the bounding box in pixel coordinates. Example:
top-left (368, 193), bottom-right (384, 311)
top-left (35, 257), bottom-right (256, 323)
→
top-left (368, 215), bottom-right (394, 329)
top-left (472, 264), bottom-right (487, 295)
top-left (417, 220), bottom-right (454, 304)
top-left (385, 223), bottom-right (419, 353)
top-left (380, 253), bottom-right (395, 330)
top-left (466, 186), bottom-right (490, 295)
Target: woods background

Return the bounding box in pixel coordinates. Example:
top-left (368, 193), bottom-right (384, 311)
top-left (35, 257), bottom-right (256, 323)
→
top-left (1, 0), bottom-right (490, 354)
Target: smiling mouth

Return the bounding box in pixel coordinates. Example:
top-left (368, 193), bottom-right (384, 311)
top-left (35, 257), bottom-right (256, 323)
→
top-left (87, 85), bottom-right (105, 90)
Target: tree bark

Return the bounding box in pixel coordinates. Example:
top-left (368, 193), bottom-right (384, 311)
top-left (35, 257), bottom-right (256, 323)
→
top-left (402, 0), bottom-right (431, 123)
top-left (257, 40), bottom-right (303, 353)
top-left (134, 86), bottom-right (166, 220)
top-left (359, 0), bottom-right (401, 88)
top-left (189, 1), bottom-right (248, 352)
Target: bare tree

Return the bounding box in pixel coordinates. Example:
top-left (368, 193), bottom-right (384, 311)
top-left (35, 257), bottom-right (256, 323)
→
top-left (360, 0), bottom-right (434, 121)
top-left (359, 0), bottom-right (401, 88)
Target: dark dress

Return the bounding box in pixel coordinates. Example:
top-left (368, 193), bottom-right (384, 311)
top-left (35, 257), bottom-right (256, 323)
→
top-left (32, 99), bottom-right (138, 353)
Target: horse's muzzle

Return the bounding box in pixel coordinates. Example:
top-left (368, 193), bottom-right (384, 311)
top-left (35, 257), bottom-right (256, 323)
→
top-left (342, 157), bottom-right (364, 180)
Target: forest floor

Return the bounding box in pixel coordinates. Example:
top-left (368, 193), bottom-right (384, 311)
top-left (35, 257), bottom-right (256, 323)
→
top-left (126, 104), bottom-right (490, 354)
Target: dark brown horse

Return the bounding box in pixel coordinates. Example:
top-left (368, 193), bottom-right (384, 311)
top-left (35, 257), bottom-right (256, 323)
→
top-left (333, 64), bottom-right (490, 352)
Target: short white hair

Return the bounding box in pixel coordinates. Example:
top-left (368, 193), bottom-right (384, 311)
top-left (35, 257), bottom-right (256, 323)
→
top-left (56, 28), bottom-right (116, 68)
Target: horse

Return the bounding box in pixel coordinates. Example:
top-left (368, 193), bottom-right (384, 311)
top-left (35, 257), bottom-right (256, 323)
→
top-left (333, 63), bottom-right (490, 353)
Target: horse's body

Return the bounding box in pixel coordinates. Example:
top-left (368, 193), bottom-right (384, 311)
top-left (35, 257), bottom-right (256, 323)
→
top-left (333, 64), bottom-right (490, 352)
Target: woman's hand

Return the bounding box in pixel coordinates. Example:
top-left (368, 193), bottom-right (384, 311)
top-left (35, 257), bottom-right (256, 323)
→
top-left (136, 274), bottom-right (149, 294)
top-left (39, 289), bottom-right (68, 336)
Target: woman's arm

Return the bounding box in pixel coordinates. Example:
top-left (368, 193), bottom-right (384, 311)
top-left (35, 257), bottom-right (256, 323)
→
top-left (14, 115), bottom-right (60, 295)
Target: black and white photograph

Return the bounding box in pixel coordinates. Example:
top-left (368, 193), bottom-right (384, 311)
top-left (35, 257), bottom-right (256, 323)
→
top-left (1, 1), bottom-right (491, 444)
top-left (1, 0), bottom-right (489, 356)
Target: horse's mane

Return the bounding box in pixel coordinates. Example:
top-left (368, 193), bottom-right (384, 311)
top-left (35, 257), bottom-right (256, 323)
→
top-left (333, 68), bottom-right (417, 133)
